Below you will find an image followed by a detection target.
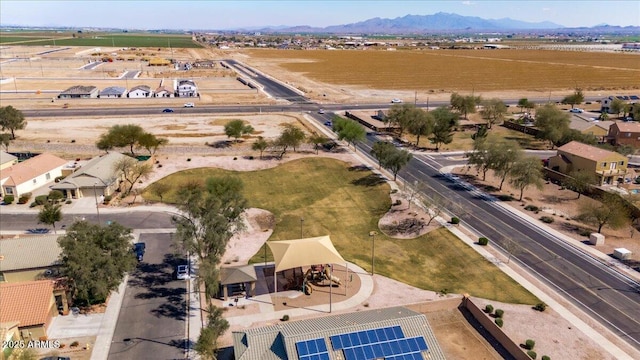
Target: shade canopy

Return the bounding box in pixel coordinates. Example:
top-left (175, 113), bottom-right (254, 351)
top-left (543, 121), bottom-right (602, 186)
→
top-left (219, 265), bottom-right (257, 285)
top-left (267, 235), bottom-right (345, 273)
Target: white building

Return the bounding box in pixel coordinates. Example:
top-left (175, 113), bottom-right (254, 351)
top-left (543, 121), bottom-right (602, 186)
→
top-left (128, 85), bottom-right (153, 98)
top-left (0, 153), bottom-right (68, 198)
top-left (176, 79), bottom-right (198, 97)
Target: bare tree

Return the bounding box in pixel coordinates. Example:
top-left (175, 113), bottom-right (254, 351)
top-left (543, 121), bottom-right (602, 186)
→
top-left (113, 157), bottom-right (153, 195)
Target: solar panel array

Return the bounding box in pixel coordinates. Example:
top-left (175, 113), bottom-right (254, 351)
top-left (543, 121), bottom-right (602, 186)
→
top-left (329, 325), bottom-right (428, 360)
top-left (296, 337), bottom-right (329, 360)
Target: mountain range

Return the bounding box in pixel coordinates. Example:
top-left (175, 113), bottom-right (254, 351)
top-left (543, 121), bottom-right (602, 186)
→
top-left (243, 12), bottom-right (602, 34)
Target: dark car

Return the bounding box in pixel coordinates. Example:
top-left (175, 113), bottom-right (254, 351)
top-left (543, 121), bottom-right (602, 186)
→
top-left (41, 357), bottom-right (71, 360)
top-left (133, 242), bottom-right (146, 262)
top-left (162, 108), bottom-right (174, 113)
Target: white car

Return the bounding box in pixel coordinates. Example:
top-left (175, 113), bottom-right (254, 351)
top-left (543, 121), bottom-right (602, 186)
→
top-left (569, 108), bottom-right (583, 113)
top-left (391, 98), bottom-right (403, 103)
top-left (184, 103), bottom-right (195, 108)
top-left (176, 265), bottom-right (191, 280)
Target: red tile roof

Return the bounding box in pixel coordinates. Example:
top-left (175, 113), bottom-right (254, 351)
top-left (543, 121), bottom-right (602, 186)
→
top-left (0, 153), bottom-right (68, 186)
top-left (0, 280), bottom-right (54, 327)
top-left (557, 141), bottom-right (624, 162)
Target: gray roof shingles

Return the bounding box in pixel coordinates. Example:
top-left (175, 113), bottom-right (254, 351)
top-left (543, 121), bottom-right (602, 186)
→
top-left (0, 235), bottom-right (61, 271)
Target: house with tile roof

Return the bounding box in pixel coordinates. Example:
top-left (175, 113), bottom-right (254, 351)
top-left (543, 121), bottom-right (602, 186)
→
top-left (57, 85), bottom-right (98, 99)
top-left (0, 151), bottom-right (18, 170)
top-left (0, 235), bottom-right (62, 283)
top-left (607, 122), bottom-right (640, 148)
top-left (0, 153), bottom-right (69, 198)
top-left (127, 85), bottom-right (153, 98)
top-left (548, 141), bottom-right (628, 185)
top-left (232, 306), bottom-right (445, 360)
top-left (0, 280), bottom-right (58, 340)
top-left (569, 119), bottom-right (613, 142)
top-left (51, 152), bottom-right (129, 199)
top-left (99, 86), bottom-right (127, 98)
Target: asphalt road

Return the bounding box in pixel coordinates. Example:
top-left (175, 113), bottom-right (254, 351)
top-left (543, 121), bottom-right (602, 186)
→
top-left (108, 232), bottom-right (188, 360)
top-left (353, 135), bottom-right (640, 350)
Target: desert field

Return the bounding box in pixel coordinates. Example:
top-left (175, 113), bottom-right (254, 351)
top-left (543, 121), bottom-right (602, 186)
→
top-left (243, 48), bottom-right (640, 92)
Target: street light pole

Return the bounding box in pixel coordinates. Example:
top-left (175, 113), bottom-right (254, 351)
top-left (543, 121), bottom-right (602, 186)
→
top-left (300, 217), bottom-right (304, 238)
top-left (93, 182), bottom-right (101, 224)
top-left (369, 231), bottom-right (378, 275)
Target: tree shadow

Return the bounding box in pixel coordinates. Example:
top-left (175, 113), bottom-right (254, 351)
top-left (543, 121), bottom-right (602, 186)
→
top-left (348, 165), bottom-right (373, 172)
top-left (207, 140), bottom-right (233, 148)
top-left (351, 174), bottom-right (387, 187)
top-left (151, 298), bottom-right (187, 321)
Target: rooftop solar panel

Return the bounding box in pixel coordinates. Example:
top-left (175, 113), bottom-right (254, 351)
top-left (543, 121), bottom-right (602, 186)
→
top-left (296, 338), bottom-right (330, 360)
top-left (330, 326), bottom-right (427, 360)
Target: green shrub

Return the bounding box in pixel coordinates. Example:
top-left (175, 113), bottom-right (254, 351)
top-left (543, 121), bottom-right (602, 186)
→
top-left (450, 217), bottom-right (460, 225)
top-left (3, 195), bottom-right (14, 204)
top-left (539, 216), bottom-right (554, 224)
top-left (527, 350), bottom-right (537, 359)
top-left (524, 205), bottom-right (539, 211)
top-left (29, 202), bottom-right (37, 208)
top-left (525, 339), bottom-right (535, 350)
top-left (35, 195), bottom-right (48, 205)
top-left (65, 200), bottom-right (72, 204)
top-left (495, 309), bottom-right (504, 318)
top-left (478, 237), bottom-right (489, 246)
top-left (484, 304), bottom-right (494, 314)
top-left (70, 341), bottom-right (79, 347)
top-left (541, 356), bottom-right (550, 360)
top-left (103, 195), bottom-right (112, 204)
top-left (393, 199), bottom-right (402, 206)
top-left (494, 318), bottom-right (503, 327)
top-left (48, 190), bottom-right (64, 203)
top-left (534, 302), bottom-right (547, 312)
top-left (280, 314), bottom-right (289, 322)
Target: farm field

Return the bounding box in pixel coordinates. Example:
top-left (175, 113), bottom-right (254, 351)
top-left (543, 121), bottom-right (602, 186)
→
top-left (0, 33), bottom-right (202, 48)
top-left (244, 48), bottom-right (640, 92)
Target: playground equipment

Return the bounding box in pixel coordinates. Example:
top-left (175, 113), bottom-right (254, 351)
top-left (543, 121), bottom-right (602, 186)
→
top-left (302, 264), bottom-right (341, 295)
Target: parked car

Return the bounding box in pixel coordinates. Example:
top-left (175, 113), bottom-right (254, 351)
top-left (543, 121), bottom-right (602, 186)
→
top-left (162, 108), bottom-right (174, 113)
top-left (391, 98), bottom-right (403, 103)
top-left (41, 357), bottom-right (71, 360)
top-left (318, 108), bottom-right (325, 114)
top-left (133, 242), bottom-right (146, 262)
top-left (175, 265), bottom-right (191, 280)
top-left (569, 108), bottom-right (584, 113)
top-left (184, 103), bottom-right (195, 108)
top-left (324, 121), bottom-right (332, 127)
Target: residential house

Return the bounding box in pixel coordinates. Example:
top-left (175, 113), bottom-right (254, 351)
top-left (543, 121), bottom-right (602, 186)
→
top-left (607, 122), bottom-right (640, 147)
top-left (600, 95), bottom-right (639, 114)
top-left (51, 152), bottom-right (129, 199)
top-left (0, 235), bottom-right (70, 315)
top-left (569, 119), bottom-right (613, 142)
top-left (0, 235), bottom-right (62, 283)
top-left (176, 79), bottom-right (198, 97)
top-left (0, 280), bottom-right (58, 340)
top-left (548, 141), bottom-right (628, 185)
top-left (0, 151), bottom-right (18, 170)
top-left (99, 86), bottom-right (127, 98)
top-left (0, 153), bottom-right (68, 198)
top-left (127, 85), bottom-right (153, 98)
top-left (232, 306), bottom-right (445, 360)
top-left (57, 85), bottom-right (98, 99)
top-left (154, 86), bottom-right (172, 98)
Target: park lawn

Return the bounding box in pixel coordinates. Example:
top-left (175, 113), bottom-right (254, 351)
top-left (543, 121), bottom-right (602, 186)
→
top-left (20, 34), bottom-right (202, 48)
top-left (144, 157), bottom-right (537, 304)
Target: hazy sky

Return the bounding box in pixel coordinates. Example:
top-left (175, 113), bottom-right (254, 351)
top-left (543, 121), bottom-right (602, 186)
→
top-left (1, 1), bottom-right (639, 30)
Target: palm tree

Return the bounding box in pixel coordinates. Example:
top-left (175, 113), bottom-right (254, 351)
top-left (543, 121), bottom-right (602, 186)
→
top-left (37, 203), bottom-right (62, 234)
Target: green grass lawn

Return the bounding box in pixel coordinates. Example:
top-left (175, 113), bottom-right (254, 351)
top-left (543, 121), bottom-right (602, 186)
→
top-left (144, 157), bottom-right (538, 304)
top-left (9, 34), bottom-right (202, 48)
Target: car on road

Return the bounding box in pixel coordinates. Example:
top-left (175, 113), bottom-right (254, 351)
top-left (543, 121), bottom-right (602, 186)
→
top-left (162, 108), bottom-right (174, 113)
top-left (41, 357), bottom-right (71, 360)
top-left (391, 98), bottom-right (403, 103)
top-left (184, 103), bottom-right (195, 108)
top-left (133, 242), bottom-right (146, 262)
top-left (318, 108), bottom-right (325, 114)
top-left (569, 108), bottom-right (584, 113)
top-left (175, 265), bottom-right (191, 280)
top-left (324, 121), bottom-right (332, 127)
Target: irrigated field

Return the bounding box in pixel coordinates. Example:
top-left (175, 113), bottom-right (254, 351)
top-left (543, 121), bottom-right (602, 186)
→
top-left (0, 33), bottom-right (202, 48)
top-left (246, 49), bottom-right (640, 92)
